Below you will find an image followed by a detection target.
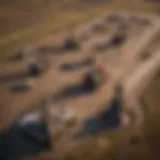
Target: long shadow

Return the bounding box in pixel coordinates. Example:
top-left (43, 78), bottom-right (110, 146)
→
top-left (73, 98), bottom-right (122, 140)
top-left (94, 34), bottom-right (126, 53)
top-left (0, 72), bottom-right (28, 83)
top-left (60, 59), bottom-right (93, 71)
top-left (0, 111), bottom-right (51, 160)
top-left (10, 83), bottom-right (31, 93)
top-left (54, 83), bottom-right (93, 101)
top-left (37, 38), bottom-right (80, 55)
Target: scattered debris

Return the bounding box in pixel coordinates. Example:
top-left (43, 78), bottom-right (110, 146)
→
top-left (139, 52), bottom-right (151, 61)
top-left (94, 42), bottom-right (109, 52)
top-left (118, 21), bottom-right (129, 32)
top-left (49, 106), bottom-right (76, 125)
top-left (138, 18), bottom-right (151, 26)
top-left (47, 105), bottom-right (76, 137)
top-left (109, 33), bottom-right (126, 46)
top-left (37, 37), bottom-right (81, 54)
top-left (0, 72), bottom-right (28, 83)
top-left (38, 46), bottom-right (51, 53)
top-left (129, 16), bottom-right (150, 26)
top-left (11, 51), bottom-right (24, 61)
top-left (28, 57), bottom-right (42, 77)
top-left (129, 15), bottom-right (139, 23)
top-left (37, 45), bottom-right (58, 54)
top-left (83, 71), bottom-right (98, 91)
top-left (18, 109), bottom-right (43, 126)
top-left (94, 33), bottom-right (126, 52)
top-left (10, 79), bottom-right (33, 93)
top-left (61, 36), bottom-right (80, 51)
top-left (85, 56), bottom-right (95, 66)
top-left (60, 57), bottom-right (94, 71)
top-left (105, 14), bottom-right (123, 23)
top-left (92, 22), bottom-right (107, 32)
top-left (82, 68), bottom-right (106, 91)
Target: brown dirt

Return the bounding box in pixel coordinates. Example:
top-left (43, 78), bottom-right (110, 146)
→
top-left (0, 11), bottom-right (160, 160)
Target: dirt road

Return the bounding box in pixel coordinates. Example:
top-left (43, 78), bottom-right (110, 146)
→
top-left (46, 12), bottom-right (160, 159)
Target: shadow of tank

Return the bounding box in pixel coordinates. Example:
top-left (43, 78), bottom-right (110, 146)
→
top-left (0, 109), bottom-right (51, 160)
top-left (60, 36), bottom-right (80, 51)
top-left (73, 86), bottom-right (124, 140)
top-left (59, 57), bottom-right (94, 71)
top-left (54, 68), bottom-right (107, 101)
